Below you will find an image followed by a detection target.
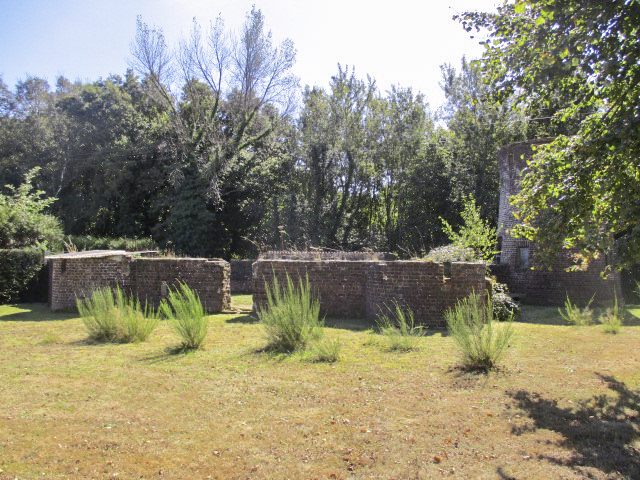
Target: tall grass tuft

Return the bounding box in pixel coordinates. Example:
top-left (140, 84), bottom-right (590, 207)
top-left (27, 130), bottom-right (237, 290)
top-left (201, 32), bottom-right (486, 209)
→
top-left (309, 337), bottom-right (341, 363)
top-left (599, 294), bottom-right (624, 334)
top-left (159, 282), bottom-right (208, 351)
top-left (77, 286), bottom-right (158, 343)
top-left (258, 273), bottom-right (323, 352)
top-left (376, 300), bottom-right (424, 351)
top-left (445, 291), bottom-right (513, 372)
top-left (559, 295), bottom-right (594, 326)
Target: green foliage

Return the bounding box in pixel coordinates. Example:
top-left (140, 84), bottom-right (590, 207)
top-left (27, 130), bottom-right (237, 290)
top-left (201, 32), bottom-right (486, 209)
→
top-left (440, 194), bottom-right (497, 262)
top-left (425, 244), bottom-right (478, 263)
top-left (0, 249), bottom-right (44, 303)
top-left (445, 291), bottom-right (514, 372)
top-left (457, 0), bottom-right (640, 270)
top-left (309, 338), bottom-right (341, 363)
top-left (159, 282), bottom-right (208, 351)
top-left (67, 235), bottom-right (156, 252)
top-left (376, 300), bottom-right (424, 352)
top-left (0, 168), bottom-right (63, 251)
top-left (599, 295), bottom-right (624, 334)
top-left (491, 282), bottom-right (521, 322)
top-left (77, 286), bottom-right (158, 343)
top-left (258, 273), bottom-right (324, 352)
top-left (558, 295), bottom-right (594, 326)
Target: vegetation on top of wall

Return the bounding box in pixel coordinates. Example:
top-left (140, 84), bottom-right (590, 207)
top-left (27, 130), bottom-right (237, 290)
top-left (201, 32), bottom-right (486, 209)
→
top-left (66, 235), bottom-right (157, 252)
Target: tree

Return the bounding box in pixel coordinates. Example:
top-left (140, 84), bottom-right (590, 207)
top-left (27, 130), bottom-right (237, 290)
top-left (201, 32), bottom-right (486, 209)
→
top-left (457, 0), bottom-right (640, 270)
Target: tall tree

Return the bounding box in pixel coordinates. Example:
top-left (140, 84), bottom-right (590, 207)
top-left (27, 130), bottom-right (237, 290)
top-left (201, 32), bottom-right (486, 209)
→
top-left (457, 0), bottom-right (640, 269)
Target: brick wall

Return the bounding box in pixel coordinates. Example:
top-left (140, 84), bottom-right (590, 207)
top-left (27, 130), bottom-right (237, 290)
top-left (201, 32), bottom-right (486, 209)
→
top-left (496, 140), bottom-right (621, 306)
top-left (230, 259), bottom-right (255, 293)
top-left (48, 253), bottom-right (230, 312)
top-left (253, 259), bottom-right (486, 327)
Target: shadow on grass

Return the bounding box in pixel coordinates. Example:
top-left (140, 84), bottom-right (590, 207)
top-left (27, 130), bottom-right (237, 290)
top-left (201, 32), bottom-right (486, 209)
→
top-left (139, 346), bottom-right (203, 363)
top-left (519, 304), bottom-right (640, 327)
top-left (0, 303), bottom-right (75, 322)
top-left (225, 313), bottom-right (259, 324)
top-left (507, 373), bottom-right (640, 478)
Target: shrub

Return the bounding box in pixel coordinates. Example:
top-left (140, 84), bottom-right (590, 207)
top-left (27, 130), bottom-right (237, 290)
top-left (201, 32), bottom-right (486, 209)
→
top-left (159, 282), bottom-right (208, 351)
top-left (440, 194), bottom-right (498, 263)
top-left (491, 281), bottom-right (520, 321)
top-left (599, 295), bottom-right (624, 334)
top-left (0, 249), bottom-right (44, 304)
top-left (258, 273), bottom-right (323, 352)
top-left (425, 244), bottom-right (479, 263)
top-left (0, 168), bottom-right (63, 251)
top-left (376, 300), bottom-right (425, 351)
top-left (310, 338), bottom-right (341, 363)
top-left (445, 291), bottom-right (514, 372)
top-left (77, 286), bottom-right (158, 343)
top-left (558, 295), bottom-right (594, 326)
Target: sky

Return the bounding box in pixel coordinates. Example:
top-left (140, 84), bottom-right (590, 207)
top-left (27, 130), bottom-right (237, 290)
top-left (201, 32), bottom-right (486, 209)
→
top-left (0, 0), bottom-right (500, 109)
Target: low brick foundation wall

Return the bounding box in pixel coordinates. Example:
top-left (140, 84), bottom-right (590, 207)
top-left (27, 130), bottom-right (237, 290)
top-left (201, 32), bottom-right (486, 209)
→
top-left (253, 260), bottom-right (486, 327)
top-left (48, 251), bottom-right (230, 312)
top-left (489, 254), bottom-right (621, 307)
top-left (230, 259), bottom-right (255, 293)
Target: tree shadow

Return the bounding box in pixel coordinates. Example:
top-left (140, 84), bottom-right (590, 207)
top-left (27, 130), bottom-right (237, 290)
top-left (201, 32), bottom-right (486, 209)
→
top-left (0, 303), bottom-right (75, 322)
top-left (507, 373), bottom-right (640, 478)
top-left (224, 313), bottom-right (259, 324)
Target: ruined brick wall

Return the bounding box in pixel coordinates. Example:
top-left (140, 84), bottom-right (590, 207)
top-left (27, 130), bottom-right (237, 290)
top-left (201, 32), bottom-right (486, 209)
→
top-left (230, 259), bottom-right (255, 293)
top-left (48, 253), bottom-right (230, 312)
top-left (253, 259), bottom-right (486, 327)
top-left (253, 260), bottom-right (370, 318)
top-left (366, 261), bottom-right (486, 328)
top-left (131, 258), bottom-right (230, 312)
top-left (496, 140), bottom-right (621, 306)
top-left (49, 254), bottom-right (132, 311)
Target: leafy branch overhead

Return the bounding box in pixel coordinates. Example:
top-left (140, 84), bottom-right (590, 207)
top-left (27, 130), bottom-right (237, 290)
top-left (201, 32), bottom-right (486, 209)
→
top-left (456, 0), bottom-right (640, 269)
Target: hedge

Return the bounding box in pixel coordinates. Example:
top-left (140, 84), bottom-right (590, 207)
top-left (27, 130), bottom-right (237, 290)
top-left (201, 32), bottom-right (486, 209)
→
top-left (0, 249), bottom-right (45, 304)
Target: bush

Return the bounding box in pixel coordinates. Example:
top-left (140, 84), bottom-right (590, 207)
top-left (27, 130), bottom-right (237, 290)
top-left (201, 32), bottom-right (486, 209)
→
top-left (491, 282), bottom-right (520, 321)
top-left (425, 244), bottom-right (479, 263)
top-left (559, 295), bottom-right (594, 326)
top-left (67, 235), bottom-right (157, 252)
top-left (0, 168), bottom-right (63, 251)
top-left (77, 286), bottom-right (158, 343)
top-left (376, 300), bottom-right (425, 351)
top-left (599, 295), bottom-right (624, 334)
top-left (0, 249), bottom-right (44, 304)
top-left (445, 291), bottom-right (514, 372)
top-left (159, 282), bottom-right (208, 351)
top-left (258, 273), bottom-right (323, 352)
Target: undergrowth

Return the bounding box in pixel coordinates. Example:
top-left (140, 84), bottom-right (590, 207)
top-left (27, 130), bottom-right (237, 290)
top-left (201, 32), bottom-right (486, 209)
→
top-left (258, 273), bottom-right (324, 353)
top-left (77, 286), bottom-right (158, 343)
top-left (376, 300), bottom-right (424, 351)
top-left (445, 291), bottom-right (513, 372)
top-left (559, 295), bottom-right (594, 326)
top-left (160, 282), bottom-right (208, 351)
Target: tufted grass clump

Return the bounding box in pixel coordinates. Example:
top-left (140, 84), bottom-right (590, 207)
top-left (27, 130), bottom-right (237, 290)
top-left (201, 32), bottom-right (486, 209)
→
top-left (445, 291), bottom-right (513, 372)
top-left (599, 295), bottom-right (624, 334)
top-left (559, 295), bottom-right (594, 326)
top-left (77, 286), bottom-right (158, 343)
top-left (309, 337), bottom-right (341, 363)
top-left (376, 300), bottom-right (424, 352)
top-left (160, 282), bottom-right (208, 351)
top-left (258, 273), bottom-right (323, 353)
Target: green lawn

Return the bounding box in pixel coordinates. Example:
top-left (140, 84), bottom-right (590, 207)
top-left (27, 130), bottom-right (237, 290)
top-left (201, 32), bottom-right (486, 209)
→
top-left (0, 298), bottom-right (638, 479)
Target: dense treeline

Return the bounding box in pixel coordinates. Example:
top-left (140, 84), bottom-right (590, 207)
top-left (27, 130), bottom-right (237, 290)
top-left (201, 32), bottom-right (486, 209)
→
top-left (0, 9), bottom-right (551, 259)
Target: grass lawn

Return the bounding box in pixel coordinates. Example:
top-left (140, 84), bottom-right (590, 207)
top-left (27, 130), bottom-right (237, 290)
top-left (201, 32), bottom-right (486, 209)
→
top-left (0, 299), bottom-right (638, 479)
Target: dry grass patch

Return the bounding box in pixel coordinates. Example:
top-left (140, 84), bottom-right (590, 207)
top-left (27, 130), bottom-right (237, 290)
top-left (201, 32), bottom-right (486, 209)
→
top-left (0, 301), bottom-right (638, 479)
